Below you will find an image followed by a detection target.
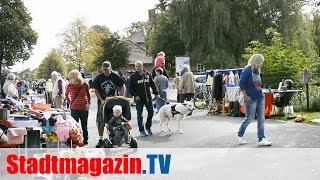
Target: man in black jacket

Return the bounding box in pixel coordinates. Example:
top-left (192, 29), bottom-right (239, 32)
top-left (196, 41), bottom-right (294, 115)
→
top-left (129, 61), bottom-right (159, 136)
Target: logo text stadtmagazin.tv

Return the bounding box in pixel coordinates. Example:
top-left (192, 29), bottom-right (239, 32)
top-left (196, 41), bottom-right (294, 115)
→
top-left (6, 154), bottom-right (171, 176)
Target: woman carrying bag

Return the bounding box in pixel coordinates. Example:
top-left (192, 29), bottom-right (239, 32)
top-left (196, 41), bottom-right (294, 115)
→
top-left (65, 70), bottom-right (91, 145)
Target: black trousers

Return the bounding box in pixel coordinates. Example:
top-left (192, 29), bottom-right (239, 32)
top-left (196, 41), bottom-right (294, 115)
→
top-left (136, 100), bottom-right (153, 132)
top-left (71, 109), bottom-right (89, 142)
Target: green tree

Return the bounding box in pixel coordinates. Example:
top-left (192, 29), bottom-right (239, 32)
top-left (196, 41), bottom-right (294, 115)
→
top-left (58, 17), bottom-right (90, 72)
top-left (155, 0), bottom-right (171, 12)
top-left (94, 33), bottom-right (130, 70)
top-left (36, 49), bottom-right (67, 79)
top-left (170, 0), bottom-right (306, 68)
top-left (0, 0), bottom-right (38, 75)
top-left (124, 21), bottom-right (147, 38)
top-left (145, 11), bottom-right (186, 74)
top-left (58, 19), bottom-right (112, 72)
top-left (243, 28), bottom-right (314, 88)
top-left (85, 25), bottom-right (112, 72)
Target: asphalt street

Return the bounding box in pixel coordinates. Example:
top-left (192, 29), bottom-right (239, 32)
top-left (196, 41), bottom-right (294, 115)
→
top-left (86, 95), bottom-right (320, 148)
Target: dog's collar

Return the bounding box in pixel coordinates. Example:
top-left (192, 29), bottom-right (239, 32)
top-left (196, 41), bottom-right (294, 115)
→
top-left (171, 104), bottom-right (183, 117)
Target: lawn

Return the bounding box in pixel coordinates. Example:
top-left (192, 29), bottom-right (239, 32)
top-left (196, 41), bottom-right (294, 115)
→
top-left (270, 112), bottom-right (320, 125)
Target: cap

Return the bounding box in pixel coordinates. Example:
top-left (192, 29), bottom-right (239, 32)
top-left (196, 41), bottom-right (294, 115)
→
top-left (102, 61), bottom-right (111, 70)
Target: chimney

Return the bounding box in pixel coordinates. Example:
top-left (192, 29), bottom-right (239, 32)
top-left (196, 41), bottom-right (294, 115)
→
top-left (148, 9), bottom-right (156, 22)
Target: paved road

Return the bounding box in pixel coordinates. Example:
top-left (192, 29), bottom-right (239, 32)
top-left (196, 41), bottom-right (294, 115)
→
top-left (86, 95), bottom-right (320, 148)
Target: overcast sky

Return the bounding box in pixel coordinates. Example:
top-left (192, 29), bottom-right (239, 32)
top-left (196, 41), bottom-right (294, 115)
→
top-left (12, 0), bottom-right (159, 72)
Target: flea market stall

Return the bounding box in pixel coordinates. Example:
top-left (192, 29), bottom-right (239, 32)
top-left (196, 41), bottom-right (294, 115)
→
top-left (205, 68), bottom-right (274, 117)
top-left (0, 93), bottom-right (84, 148)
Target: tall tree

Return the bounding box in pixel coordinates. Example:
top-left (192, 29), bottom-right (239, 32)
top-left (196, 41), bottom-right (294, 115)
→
top-left (155, 0), bottom-right (171, 12)
top-left (35, 49), bottom-right (67, 80)
top-left (58, 17), bottom-right (90, 72)
top-left (0, 0), bottom-right (38, 75)
top-left (243, 28), bottom-right (314, 87)
top-left (58, 19), bottom-right (112, 72)
top-left (85, 25), bottom-right (112, 72)
top-left (124, 21), bottom-right (147, 38)
top-left (170, 0), bottom-right (306, 68)
top-left (94, 33), bottom-right (130, 70)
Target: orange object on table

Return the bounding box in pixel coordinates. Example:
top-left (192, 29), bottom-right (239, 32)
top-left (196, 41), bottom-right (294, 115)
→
top-left (239, 92), bottom-right (274, 118)
top-left (31, 104), bottom-right (52, 111)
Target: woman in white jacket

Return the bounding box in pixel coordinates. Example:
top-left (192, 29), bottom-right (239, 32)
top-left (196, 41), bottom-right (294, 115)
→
top-left (3, 73), bottom-right (18, 100)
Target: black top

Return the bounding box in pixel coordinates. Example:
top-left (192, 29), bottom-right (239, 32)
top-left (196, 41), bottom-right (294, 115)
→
top-left (108, 115), bottom-right (128, 131)
top-left (93, 72), bottom-right (125, 103)
top-left (129, 71), bottom-right (158, 102)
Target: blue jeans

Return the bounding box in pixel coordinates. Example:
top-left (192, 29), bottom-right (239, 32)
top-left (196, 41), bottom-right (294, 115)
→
top-left (238, 97), bottom-right (265, 141)
top-left (136, 100), bottom-right (154, 132)
top-left (156, 90), bottom-right (167, 111)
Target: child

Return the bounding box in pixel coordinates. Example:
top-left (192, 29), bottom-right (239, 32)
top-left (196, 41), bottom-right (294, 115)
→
top-left (108, 105), bottom-right (130, 145)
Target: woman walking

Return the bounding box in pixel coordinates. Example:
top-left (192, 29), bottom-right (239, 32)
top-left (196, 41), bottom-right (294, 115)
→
top-left (237, 54), bottom-right (272, 146)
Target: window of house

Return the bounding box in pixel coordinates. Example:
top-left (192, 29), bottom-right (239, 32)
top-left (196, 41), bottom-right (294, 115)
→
top-left (197, 63), bottom-right (204, 73)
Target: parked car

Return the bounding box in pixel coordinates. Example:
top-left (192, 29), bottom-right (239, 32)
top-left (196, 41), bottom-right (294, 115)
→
top-left (194, 75), bottom-right (207, 92)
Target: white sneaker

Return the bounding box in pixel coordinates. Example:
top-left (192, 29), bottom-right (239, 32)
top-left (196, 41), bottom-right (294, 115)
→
top-left (238, 136), bottom-right (247, 145)
top-left (258, 138), bottom-right (272, 146)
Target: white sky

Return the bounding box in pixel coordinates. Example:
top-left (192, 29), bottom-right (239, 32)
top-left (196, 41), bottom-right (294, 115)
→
top-left (12, 0), bottom-right (159, 72)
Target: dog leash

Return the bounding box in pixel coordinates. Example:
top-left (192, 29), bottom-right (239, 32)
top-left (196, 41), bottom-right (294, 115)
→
top-left (152, 97), bottom-right (170, 104)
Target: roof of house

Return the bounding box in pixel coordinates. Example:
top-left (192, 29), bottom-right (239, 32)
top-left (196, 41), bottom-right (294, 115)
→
top-left (127, 25), bottom-right (153, 65)
top-left (128, 25), bottom-right (151, 43)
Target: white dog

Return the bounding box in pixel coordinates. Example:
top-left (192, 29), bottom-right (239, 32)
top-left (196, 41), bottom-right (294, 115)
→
top-left (159, 101), bottom-right (195, 133)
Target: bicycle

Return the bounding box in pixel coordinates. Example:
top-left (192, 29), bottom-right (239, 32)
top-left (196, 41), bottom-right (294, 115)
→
top-left (193, 83), bottom-right (212, 109)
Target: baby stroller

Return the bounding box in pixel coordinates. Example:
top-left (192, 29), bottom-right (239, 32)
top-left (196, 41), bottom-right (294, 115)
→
top-left (102, 96), bottom-right (138, 148)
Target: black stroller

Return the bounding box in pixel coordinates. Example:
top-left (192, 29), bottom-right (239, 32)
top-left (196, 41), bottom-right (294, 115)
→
top-left (102, 96), bottom-right (137, 148)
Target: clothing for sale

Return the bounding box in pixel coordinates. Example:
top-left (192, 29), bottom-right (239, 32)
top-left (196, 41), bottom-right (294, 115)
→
top-left (224, 75), bottom-right (229, 86)
top-left (129, 71), bottom-right (158, 102)
top-left (213, 74), bottom-right (223, 100)
top-left (93, 72), bottom-right (125, 103)
top-left (234, 73), bottom-right (240, 85)
top-left (229, 71), bottom-right (235, 85)
top-left (226, 86), bottom-right (240, 102)
top-left (7, 127), bottom-right (27, 144)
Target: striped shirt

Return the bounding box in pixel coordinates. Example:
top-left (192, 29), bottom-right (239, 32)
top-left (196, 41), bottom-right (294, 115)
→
top-left (65, 82), bottom-right (91, 111)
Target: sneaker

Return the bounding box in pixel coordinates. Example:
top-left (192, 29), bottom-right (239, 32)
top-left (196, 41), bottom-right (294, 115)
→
top-left (140, 131), bottom-right (147, 137)
top-left (258, 138), bottom-right (272, 146)
top-left (146, 129), bottom-right (153, 136)
top-left (238, 136), bottom-right (247, 145)
top-left (95, 139), bottom-right (104, 148)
